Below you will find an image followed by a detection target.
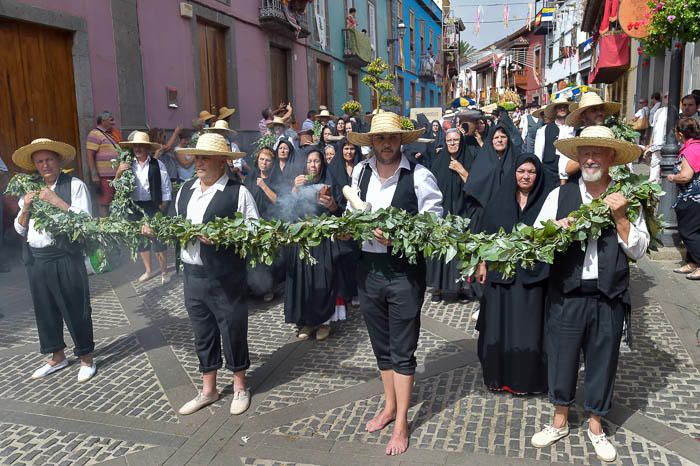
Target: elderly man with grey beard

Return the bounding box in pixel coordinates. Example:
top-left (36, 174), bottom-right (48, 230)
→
top-left (530, 126), bottom-right (649, 462)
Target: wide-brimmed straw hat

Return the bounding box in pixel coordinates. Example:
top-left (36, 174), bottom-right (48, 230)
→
top-left (347, 112), bottom-right (424, 147)
top-left (565, 92), bottom-right (622, 127)
top-left (12, 138), bottom-right (76, 172)
top-left (314, 109), bottom-right (334, 120)
top-left (364, 108), bottom-right (385, 122)
top-left (543, 96), bottom-right (571, 120)
top-left (198, 110), bottom-right (216, 122)
top-left (554, 125), bottom-right (641, 166)
top-left (265, 116), bottom-right (288, 128)
top-left (532, 105), bottom-right (548, 119)
top-left (203, 120), bottom-right (238, 137)
top-left (175, 133), bottom-right (245, 159)
top-left (217, 106), bottom-right (236, 120)
top-left (120, 131), bottom-right (162, 151)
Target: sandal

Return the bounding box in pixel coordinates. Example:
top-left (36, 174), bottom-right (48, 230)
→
top-left (686, 270), bottom-right (700, 280)
top-left (673, 264), bottom-right (697, 274)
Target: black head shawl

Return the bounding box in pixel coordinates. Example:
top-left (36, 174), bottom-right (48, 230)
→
top-left (462, 119), bottom-right (520, 209)
top-left (244, 154), bottom-right (281, 220)
top-left (321, 124), bottom-right (335, 145)
top-left (417, 114), bottom-right (431, 134)
top-left (286, 148), bottom-right (334, 220)
top-left (328, 138), bottom-right (362, 210)
top-left (430, 130), bottom-right (474, 216)
top-left (273, 139), bottom-right (305, 190)
top-left (429, 119), bottom-right (446, 149)
top-left (480, 152), bottom-right (555, 284)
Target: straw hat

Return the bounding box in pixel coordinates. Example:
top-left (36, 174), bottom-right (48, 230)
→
top-left (565, 92), bottom-right (622, 127)
top-left (554, 125), bottom-right (642, 166)
top-left (120, 131), bottom-right (162, 151)
top-left (265, 116), bottom-right (289, 127)
top-left (198, 110), bottom-right (216, 122)
top-left (543, 96), bottom-right (571, 120)
top-left (12, 138), bottom-right (76, 172)
top-left (532, 105), bottom-right (548, 119)
top-left (175, 133), bottom-right (245, 159)
top-left (364, 108), bottom-right (385, 122)
top-left (481, 103), bottom-right (498, 114)
top-left (347, 112), bottom-right (424, 147)
top-left (314, 109), bottom-right (334, 120)
top-left (203, 119), bottom-right (238, 137)
top-left (217, 106), bottom-right (236, 120)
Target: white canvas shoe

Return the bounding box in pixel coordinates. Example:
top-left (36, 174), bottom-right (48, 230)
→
top-left (531, 424), bottom-right (570, 448)
top-left (587, 429), bottom-right (617, 462)
top-left (178, 392), bottom-right (219, 415)
top-left (77, 362), bottom-right (97, 382)
top-left (229, 389), bottom-right (250, 415)
top-left (31, 359), bottom-right (69, 379)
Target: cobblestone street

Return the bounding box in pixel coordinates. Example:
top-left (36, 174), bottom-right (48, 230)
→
top-left (0, 254), bottom-right (698, 466)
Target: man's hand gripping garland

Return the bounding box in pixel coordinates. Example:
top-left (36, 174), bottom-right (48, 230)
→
top-left (5, 161), bottom-right (664, 280)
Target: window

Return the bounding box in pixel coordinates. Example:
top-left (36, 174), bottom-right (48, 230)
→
top-left (317, 60), bottom-right (330, 108)
top-left (410, 81), bottom-right (416, 108)
top-left (313, 0), bottom-right (327, 50)
top-left (547, 33), bottom-right (554, 66)
top-left (438, 92), bottom-right (442, 107)
top-left (368, 1), bottom-right (377, 56)
top-left (420, 20), bottom-right (425, 55)
top-left (398, 76), bottom-right (405, 113)
top-left (430, 89), bottom-right (434, 106)
top-left (397, 0), bottom-right (402, 20)
top-left (429, 29), bottom-right (433, 55)
top-left (348, 72), bottom-right (359, 101)
top-left (409, 10), bottom-right (415, 56)
top-left (421, 86), bottom-right (426, 107)
top-left (534, 47), bottom-right (541, 72)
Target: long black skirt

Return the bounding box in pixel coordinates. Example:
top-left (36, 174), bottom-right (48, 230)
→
top-left (476, 274), bottom-right (547, 394)
top-left (675, 199), bottom-right (700, 264)
top-left (284, 239), bottom-right (338, 326)
top-left (336, 239), bottom-right (359, 302)
top-left (426, 257), bottom-right (463, 292)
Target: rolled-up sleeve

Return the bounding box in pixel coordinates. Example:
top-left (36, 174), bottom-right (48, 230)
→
top-left (14, 197), bottom-right (27, 236)
top-left (69, 179), bottom-right (92, 216)
top-left (414, 165), bottom-right (443, 216)
top-left (618, 207), bottom-right (650, 260)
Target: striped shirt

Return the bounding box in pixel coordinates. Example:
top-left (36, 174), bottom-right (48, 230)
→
top-left (86, 128), bottom-right (119, 177)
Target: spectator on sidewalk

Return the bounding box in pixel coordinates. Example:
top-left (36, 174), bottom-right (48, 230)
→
top-left (646, 97), bottom-right (668, 183)
top-left (649, 92), bottom-right (662, 128)
top-left (681, 94), bottom-right (700, 125)
top-left (115, 132), bottom-right (172, 285)
top-left (12, 138), bottom-right (96, 382)
top-left (86, 111), bottom-right (120, 217)
top-left (667, 118), bottom-right (700, 280)
top-left (633, 98), bottom-right (650, 145)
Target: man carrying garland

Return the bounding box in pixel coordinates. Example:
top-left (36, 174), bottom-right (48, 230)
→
top-left (12, 139), bottom-right (96, 382)
top-left (346, 112), bottom-right (443, 456)
top-left (531, 126), bottom-right (649, 462)
top-left (147, 133), bottom-right (259, 416)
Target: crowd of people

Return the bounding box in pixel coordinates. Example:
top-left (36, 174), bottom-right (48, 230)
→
top-left (6, 90), bottom-right (700, 459)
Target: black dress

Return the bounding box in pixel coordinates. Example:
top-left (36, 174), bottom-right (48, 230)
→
top-left (427, 133), bottom-right (478, 293)
top-left (476, 153), bottom-right (555, 394)
top-left (283, 155), bottom-right (342, 326)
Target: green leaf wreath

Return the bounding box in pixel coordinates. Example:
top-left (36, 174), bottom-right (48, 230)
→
top-left (5, 162), bottom-right (664, 280)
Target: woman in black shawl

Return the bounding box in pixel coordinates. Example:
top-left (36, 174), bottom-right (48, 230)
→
top-left (427, 128), bottom-right (478, 300)
top-left (284, 148), bottom-right (344, 341)
top-left (474, 153), bottom-right (555, 395)
top-left (429, 120), bottom-right (446, 151)
top-left (273, 139), bottom-right (305, 193)
top-left (321, 125), bottom-right (335, 146)
top-left (327, 138), bottom-right (362, 307)
top-left (244, 147), bottom-right (283, 300)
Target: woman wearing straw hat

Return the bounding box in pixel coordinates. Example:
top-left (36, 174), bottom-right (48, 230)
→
top-left (531, 126), bottom-right (649, 462)
top-left (165, 133), bottom-right (258, 416)
top-left (115, 132), bottom-right (172, 285)
top-left (346, 112), bottom-right (443, 456)
top-left (13, 139), bottom-right (97, 382)
top-left (534, 96), bottom-right (576, 188)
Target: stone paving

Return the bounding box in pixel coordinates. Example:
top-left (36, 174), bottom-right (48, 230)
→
top-left (0, 256), bottom-right (697, 465)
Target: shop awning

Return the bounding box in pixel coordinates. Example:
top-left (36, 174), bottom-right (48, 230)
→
top-left (589, 32), bottom-right (630, 84)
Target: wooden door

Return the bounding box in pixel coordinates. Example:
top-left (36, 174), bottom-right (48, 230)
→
top-left (197, 20), bottom-right (227, 115)
top-left (0, 19), bottom-right (80, 174)
top-left (318, 60), bottom-right (329, 108)
top-left (270, 46), bottom-right (289, 107)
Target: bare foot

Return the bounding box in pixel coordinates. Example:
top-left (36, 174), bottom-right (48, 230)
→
top-left (385, 425), bottom-right (409, 456)
top-left (365, 409), bottom-right (395, 433)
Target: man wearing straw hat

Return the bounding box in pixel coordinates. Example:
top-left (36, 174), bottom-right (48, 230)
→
top-left (534, 96), bottom-right (576, 187)
top-left (116, 131), bottom-right (172, 285)
top-left (531, 126), bottom-right (649, 462)
top-left (566, 92), bottom-right (621, 132)
top-left (346, 112), bottom-right (442, 456)
top-left (168, 133), bottom-right (259, 416)
top-left (13, 138), bottom-right (97, 382)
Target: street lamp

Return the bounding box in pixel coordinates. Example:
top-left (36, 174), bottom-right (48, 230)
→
top-left (387, 21), bottom-right (406, 46)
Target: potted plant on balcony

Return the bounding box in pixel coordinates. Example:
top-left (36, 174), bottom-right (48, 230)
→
top-left (640, 0), bottom-right (700, 55)
top-left (341, 100), bottom-right (363, 116)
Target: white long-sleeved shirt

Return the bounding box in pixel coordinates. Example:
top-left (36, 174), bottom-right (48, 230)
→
top-left (347, 155), bottom-right (443, 253)
top-left (534, 122), bottom-right (576, 181)
top-left (133, 156), bottom-right (172, 202)
top-left (14, 177), bottom-right (92, 248)
top-left (175, 174), bottom-right (259, 265)
top-left (649, 107), bottom-right (668, 153)
top-left (534, 178), bottom-right (650, 279)
top-left (649, 102), bottom-right (661, 127)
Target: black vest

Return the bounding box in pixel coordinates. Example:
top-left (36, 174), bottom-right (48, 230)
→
top-left (549, 182), bottom-right (629, 298)
top-left (145, 158), bottom-right (162, 204)
top-left (358, 160), bottom-right (419, 214)
top-left (542, 122), bottom-right (560, 178)
top-left (177, 178), bottom-right (245, 280)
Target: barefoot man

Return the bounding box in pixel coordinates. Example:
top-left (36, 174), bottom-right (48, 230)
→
top-left (347, 113), bottom-right (443, 455)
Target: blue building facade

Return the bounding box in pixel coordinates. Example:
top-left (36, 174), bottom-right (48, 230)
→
top-left (394, 0), bottom-right (443, 115)
top-left (304, 0), bottom-right (391, 117)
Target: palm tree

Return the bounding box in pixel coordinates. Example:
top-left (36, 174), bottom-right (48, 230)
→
top-left (459, 41), bottom-right (478, 63)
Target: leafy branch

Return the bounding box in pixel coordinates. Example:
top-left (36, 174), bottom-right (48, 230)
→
top-left (362, 58), bottom-right (401, 110)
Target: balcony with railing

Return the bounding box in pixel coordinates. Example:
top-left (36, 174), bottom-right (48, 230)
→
top-left (259, 0), bottom-right (310, 40)
top-left (343, 29), bottom-right (372, 68)
top-left (419, 54), bottom-right (436, 82)
top-left (513, 69), bottom-right (528, 89)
